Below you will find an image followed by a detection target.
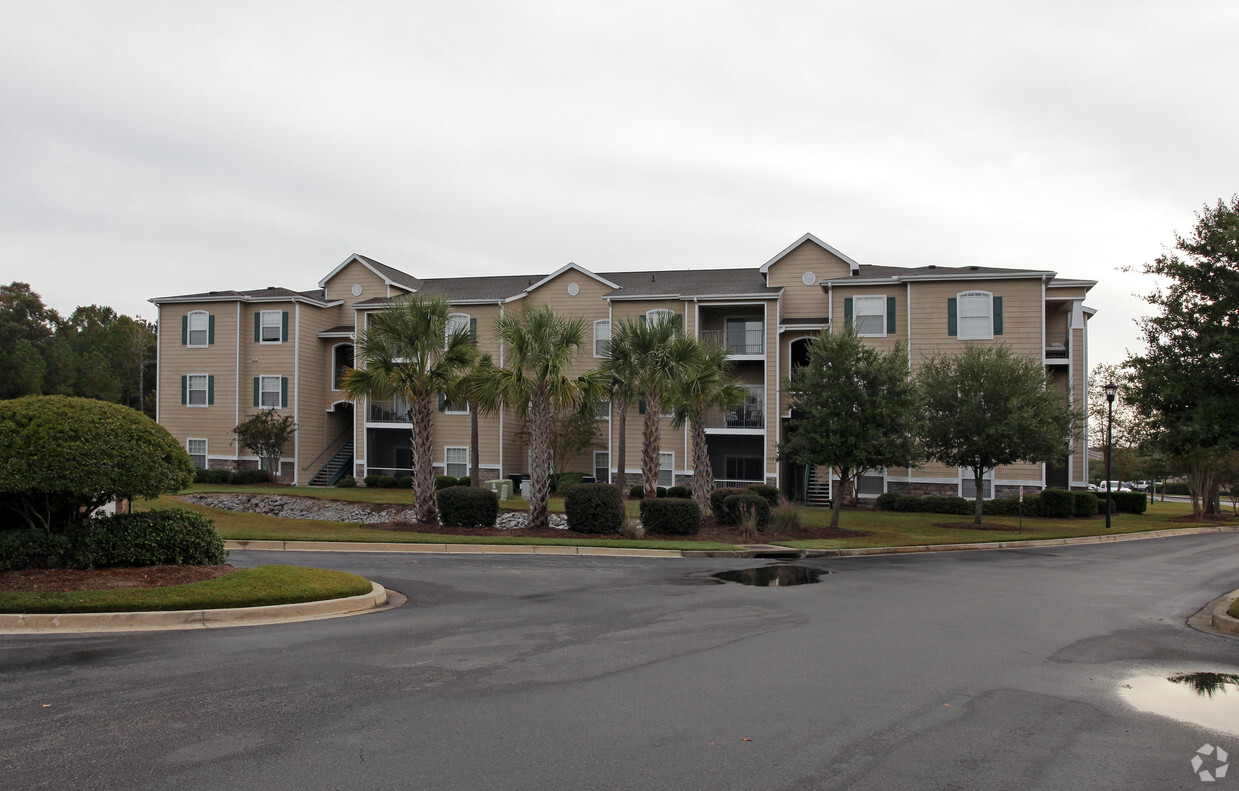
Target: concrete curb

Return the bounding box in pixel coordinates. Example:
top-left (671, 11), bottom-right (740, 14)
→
top-left (0, 581), bottom-right (389, 635)
top-left (225, 539), bottom-right (684, 558)
top-left (1209, 589), bottom-right (1239, 636)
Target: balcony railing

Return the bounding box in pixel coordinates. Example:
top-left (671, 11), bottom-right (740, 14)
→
top-left (1045, 333), bottom-right (1069, 360)
top-left (368, 398), bottom-right (412, 423)
top-left (700, 329), bottom-right (764, 355)
top-left (704, 400), bottom-right (764, 429)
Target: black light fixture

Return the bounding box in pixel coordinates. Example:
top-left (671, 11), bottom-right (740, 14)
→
top-left (1104, 382), bottom-right (1118, 529)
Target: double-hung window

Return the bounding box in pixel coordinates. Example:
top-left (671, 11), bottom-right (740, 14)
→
top-left (645, 309), bottom-right (677, 329)
top-left (949, 291), bottom-right (1002, 340)
top-left (659, 452), bottom-right (674, 487)
top-left (186, 311), bottom-right (210, 347)
top-left (445, 447), bottom-right (469, 479)
top-left (446, 313), bottom-right (474, 347)
top-left (259, 375), bottom-right (283, 409)
top-left (594, 451), bottom-right (610, 484)
top-left (187, 439), bottom-right (207, 469)
top-left (852, 296), bottom-right (887, 337)
top-left (186, 375), bottom-right (210, 407)
top-left (594, 319), bottom-right (611, 357)
top-left (259, 310), bottom-right (284, 343)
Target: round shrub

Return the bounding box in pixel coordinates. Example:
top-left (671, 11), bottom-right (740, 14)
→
top-left (629, 484), bottom-right (645, 499)
top-left (656, 486), bottom-right (668, 498)
top-left (436, 486), bottom-right (499, 527)
top-left (0, 529), bottom-right (72, 571)
top-left (0, 395), bottom-right (195, 531)
top-left (745, 484), bottom-right (780, 508)
top-left (1111, 492), bottom-right (1148, 514)
top-left (375, 475), bottom-right (397, 488)
top-left (723, 492), bottom-right (772, 529)
top-left (230, 469), bottom-right (271, 485)
top-left (875, 492), bottom-right (903, 511)
top-left (336, 476), bottom-right (357, 488)
top-left (1038, 488), bottom-right (1075, 519)
top-left (1073, 491), bottom-right (1099, 517)
top-left (666, 485), bottom-right (691, 499)
top-left (434, 475), bottom-right (458, 490)
top-left (564, 483), bottom-right (625, 534)
top-left (363, 474), bottom-right (381, 488)
top-left (397, 476), bottom-right (413, 489)
top-left (555, 473), bottom-right (585, 496)
top-left (85, 510), bottom-right (226, 567)
top-left (639, 498), bottom-right (701, 535)
top-left (194, 468), bottom-right (232, 484)
top-left (710, 487), bottom-right (748, 523)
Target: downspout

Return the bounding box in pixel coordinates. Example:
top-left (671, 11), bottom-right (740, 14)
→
top-left (293, 301), bottom-right (300, 485)
top-left (235, 302), bottom-right (240, 464)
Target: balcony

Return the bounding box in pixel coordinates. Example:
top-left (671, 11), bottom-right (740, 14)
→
top-left (704, 387), bottom-right (764, 429)
top-left (699, 328), bottom-right (764, 356)
top-left (368, 398), bottom-right (412, 423)
top-left (1045, 332), bottom-right (1069, 362)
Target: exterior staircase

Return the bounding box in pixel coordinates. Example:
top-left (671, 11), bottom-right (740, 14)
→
top-left (309, 439), bottom-right (354, 486)
top-left (804, 464), bottom-right (833, 507)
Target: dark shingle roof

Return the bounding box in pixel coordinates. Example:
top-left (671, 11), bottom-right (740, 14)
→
top-left (600, 268), bottom-right (777, 298)
top-left (828, 264), bottom-right (1053, 281)
top-left (353, 254), bottom-right (422, 291)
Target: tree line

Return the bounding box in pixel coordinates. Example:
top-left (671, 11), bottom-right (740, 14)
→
top-left (0, 282), bottom-right (156, 416)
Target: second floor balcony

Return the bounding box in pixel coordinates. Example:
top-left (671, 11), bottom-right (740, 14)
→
top-left (703, 386), bottom-right (764, 429)
top-left (368, 398), bottom-right (412, 423)
top-left (1045, 332), bottom-right (1070, 362)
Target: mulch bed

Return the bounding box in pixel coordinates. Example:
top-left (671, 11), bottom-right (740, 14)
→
top-left (0, 565), bottom-right (238, 594)
top-left (1170, 513), bottom-right (1237, 523)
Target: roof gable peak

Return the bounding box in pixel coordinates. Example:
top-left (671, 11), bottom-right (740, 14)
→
top-left (759, 233), bottom-right (861, 276)
top-left (524, 262), bottom-right (620, 293)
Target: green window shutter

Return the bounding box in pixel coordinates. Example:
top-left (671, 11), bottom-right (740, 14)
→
top-left (181, 375), bottom-right (187, 405)
top-left (438, 392), bottom-right (446, 412)
top-left (207, 375), bottom-right (215, 405)
top-left (843, 298), bottom-right (853, 328)
top-left (253, 378), bottom-right (260, 407)
top-left (638, 400), bottom-right (646, 414)
top-left (281, 311), bottom-right (289, 342)
top-left (887, 297), bottom-right (897, 334)
top-left (181, 315), bottom-right (188, 345)
top-left (992, 297), bottom-right (1003, 335)
top-left (208, 314), bottom-right (215, 345)
top-left (254, 312), bottom-right (260, 342)
top-left (469, 317), bottom-right (477, 345)
top-left (280, 377), bottom-right (288, 408)
top-left (947, 298), bottom-right (957, 336)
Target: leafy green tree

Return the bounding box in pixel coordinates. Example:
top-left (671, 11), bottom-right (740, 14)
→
top-left (667, 340), bottom-right (745, 515)
top-left (779, 328), bottom-right (921, 528)
top-left (489, 305), bottom-right (608, 528)
top-left (0, 283), bottom-right (58, 399)
top-left (0, 396), bottom-right (194, 531)
top-left (233, 410), bottom-right (298, 481)
top-left (1125, 196), bottom-right (1239, 518)
top-left (341, 296), bottom-right (477, 524)
top-left (917, 344), bottom-right (1076, 524)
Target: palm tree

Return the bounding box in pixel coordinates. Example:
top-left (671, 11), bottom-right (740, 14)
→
top-left (601, 325), bottom-right (641, 494)
top-left (491, 305), bottom-right (608, 528)
top-left (340, 296), bottom-right (476, 524)
top-left (668, 340), bottom-right (745, 514)
top-left (445, 352), bottom-right (500, 487)
top-left (611, 316), bottom-right (698, 499)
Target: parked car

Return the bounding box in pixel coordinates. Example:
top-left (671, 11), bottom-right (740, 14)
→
top-left (1102, 481), bottom-right (1132, 493)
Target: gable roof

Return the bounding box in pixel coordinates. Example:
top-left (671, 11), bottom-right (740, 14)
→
top-left (523, 262), bottom-right (620, 293)
top-left (150, 286), bottom-right (336, 307)
top-left (759, 233), bottom-right (862, 276)
top-left (317, 253), bottom-right (422, 292)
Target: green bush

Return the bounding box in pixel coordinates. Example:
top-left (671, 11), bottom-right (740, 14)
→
top-left (0, 529), bottom-right (72, 571)
top-left (639, 498), bottom-right (701, 535)
top-left (0, 395), bottom-right (195, 531)
top-left (230, 469), bottom-right (271, 485)
top-left (85, 510), bottom-right (226, 567)
top-left (629, 484), bottom-right (645, 499)
top-left (436, 487), bottom-right (499, 527)
top-left (892, 495), bottom-right (973, 515)
top-left (1073, 491), bottom-right (1099, 517)
top-left (1038, 488), bottom-right (1075, 519)
top-left (745, 484), bottom-right (780, 508)
top-left (666, 485), bottom-right (691, 499)
top-left (656, 486), bottom-right (668, 498)
top-left (376, 475), bottom-right (398, 489)
top-left (1111, 492), bottom-right (1148, 514)
top-left (983, 496), bottom-right (1040, 516)
top-left (396, 476), bottom-right (414, 489)
top-left (710, 488), bottom-right (748, 522)
top-left (336, 476), bottom-right (356, 488)
top-left (194, 468), bottom-right (232, 484)
top-left (564, 483), bottom-right (625, 534)
top-left (769, 501), bottom-right (804, 531)
top-left (874, 492), bottom-right (903, 511)
top-left (434, 475), bottom-right (458, 490)
top-left (363, 474), bottom-right (381, 487)
top-left (555, 473), bottom-right (583, 497)
top-left (723, 493), bottom-right (772, 528)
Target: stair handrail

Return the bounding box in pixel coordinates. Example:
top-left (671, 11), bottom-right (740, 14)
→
top-left (303, 424), bottom-right (353, 475)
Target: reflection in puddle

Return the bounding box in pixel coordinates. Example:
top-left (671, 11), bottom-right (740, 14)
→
top-left (710, 565), bottom-right (825, 587)
top-left (1120, 672), bottom-right (1239, 737)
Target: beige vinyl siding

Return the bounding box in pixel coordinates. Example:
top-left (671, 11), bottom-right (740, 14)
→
top-left (765, 241), bottom-right (847, 318)
top-left (322, 260), bottom-right (391, 309)
top-left (295, 305), bottom-right (342, 483)
top-left (158, 302), bottom-right (242, 466)
top-left (907, 278), bottom-right (1044, 366)
top-left (830, 285), bottom-right (905, 354)
top-left (1046, 286), bottom-right (1090, 300)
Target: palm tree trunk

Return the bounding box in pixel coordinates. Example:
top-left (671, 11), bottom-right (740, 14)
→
top-left (528, 390), bottom-right (553, 528)
top-left (642, 392), bottom-right (662, 499)
top-left (410, 394), bottom-right (437, 524)
top-left (469, 401), bottom-right (481, 487)
top-left (690, 405), bottom-right (712, 514)
top-left (614, 400), bottom-right (627, 492)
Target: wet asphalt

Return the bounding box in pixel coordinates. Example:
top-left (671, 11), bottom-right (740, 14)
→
top-left (3, 533), bottom-right (1238, 790)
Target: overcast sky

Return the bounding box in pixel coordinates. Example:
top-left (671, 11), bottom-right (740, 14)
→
top-left (2, 1), bottom-right (1235, 369)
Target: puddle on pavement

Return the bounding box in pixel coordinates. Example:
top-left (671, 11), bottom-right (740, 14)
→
top-left (1119, 671), bottom-right (1239, 737)
top-left (710, 564), bottom-right (826, 587)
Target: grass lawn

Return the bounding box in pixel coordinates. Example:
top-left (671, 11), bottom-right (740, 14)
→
top-left (1230, 599), bottom-right (1239, 620)
top-left (781, 499), bottom-right (1217, 549)
top-left (0, 565), bottom-right (373, 614)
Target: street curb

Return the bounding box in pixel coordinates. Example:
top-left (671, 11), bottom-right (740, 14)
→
top-left (0, 581), bottom-right (389, 634)
top-left (225, 539), bottom-right (685, 558)
top-left (1209, 589), bottom-right (1239, 636)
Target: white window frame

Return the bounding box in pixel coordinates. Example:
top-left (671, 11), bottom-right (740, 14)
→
top-left (187, 310), bottom-right (209, 348)
top-left (594, 451), bottom-right (610, 484)
top-left (646, 308), bottom-right (676, 327)
top-left (259, 375), bottom-right (282, 409)
top-left (856, 469), bottom-right (886, 497)
top-left (596, 398), bottom-right (611, 420)
top-left (724, 316), bottom-right (763, 354)
top-left (259, 310), bottom-right (283, 344)
top-left (659, 451), bottom-right (674, 488)
top-left (957, 291), bottom-right (994, 341)
top-left (445, 446), bottom-right (469, 479)
top-left (443, 393), bottom-right (469, 415)
top-left (959, 467), bottom-right (995, 500)
top-left (445, 313), bottom-right (471, 348)
top-left (852, 295), bottom-right (887, 338)
top-left (187, 438), bottom-right (207, 468)
top-left (187, 374), bottom-right (209, 407)
top-left (594, 319), bottom-right (611, 358)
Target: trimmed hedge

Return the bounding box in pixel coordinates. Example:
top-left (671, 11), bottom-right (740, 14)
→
top-left (983, 495), bottom-right (1040, 516)
top-left (893, 495), bottom-right (973, 515)
top-left (629, 484), bottom-right (645, 499)
top-left (723, 492), bottom-right (772, 529)
top-left (711, 488), bottom-right (748, 523)
top-left (1073, 491), bottom-right (1099, 517)
top-left (0, 529), bottom-right (72, 571)
top-left (639, 498), bottom-right (701, 535)
top-left (875, 492), bottom-right (901, 511)
top-left (434, 475), bottom-right (458, 490)
top-left (564, 483), bottom-right (625, 534)
top-left (666, 485), bottom-right (691, 499)
top-left (656, 487), bottom-right (668, 498)
top-left (85, 510), bottom-right (227, 568)
top-left (555, 473), bottom-right (585, 496)
top-left (336, 476), bottom-right (356, 488)
top-left (1110, 491), bottom-right (1148, 514)
top-left (1039, 488), bottom-right (1075, 519)
top-left (745, 485), bottom-right (780, 508)
top-left (397, 476), bottom-right (413, 489)
top-left (230, 469), bottom-right (271, 485)
top-left (436, 486), bottom-right (499, 527)
top-left (194, 468), bottom-right (231, 484)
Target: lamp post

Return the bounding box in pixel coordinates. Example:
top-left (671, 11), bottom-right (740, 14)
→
top-left (1104, 381), bottom-right (1118, 529)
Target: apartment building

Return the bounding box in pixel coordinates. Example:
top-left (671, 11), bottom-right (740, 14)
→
top-left (151, 233), bottom-right (1095, 501)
